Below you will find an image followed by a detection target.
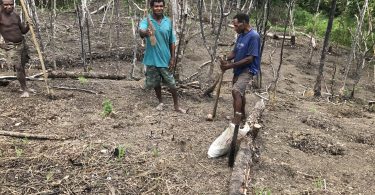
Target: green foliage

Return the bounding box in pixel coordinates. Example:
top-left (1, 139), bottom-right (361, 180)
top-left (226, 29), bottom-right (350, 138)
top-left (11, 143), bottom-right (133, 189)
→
top-left (46, 171), bottom-right (54, 182)
top-left (314, 177), bottom-right (325, 189)
top-left (255, 187), bottom-right (272, 195)
top-left (102, 99), bottom-right (113, 117)
top-left (116, 145), bottom-right (126, 159)
top-left (294, 7), bottom-right (314, 26)
top-left (78, 76), bottom-right (88, 85)
top-left (152, 147), bottom-right (159, 157)
top-left (15, 147), bottom-right (23, 157)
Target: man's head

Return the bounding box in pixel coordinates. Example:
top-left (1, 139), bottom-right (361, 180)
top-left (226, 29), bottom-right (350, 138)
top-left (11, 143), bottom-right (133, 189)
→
top-left (150, 0), bottom-right (164, 17)
top-left (2, 0), bottom-right (14, 14)
top-left (233, 13), bottom-right (250, 34)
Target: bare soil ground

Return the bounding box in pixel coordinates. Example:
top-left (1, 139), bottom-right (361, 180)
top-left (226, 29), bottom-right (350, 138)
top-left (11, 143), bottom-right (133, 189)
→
top-left (1, 3), bottom-right (374, 195)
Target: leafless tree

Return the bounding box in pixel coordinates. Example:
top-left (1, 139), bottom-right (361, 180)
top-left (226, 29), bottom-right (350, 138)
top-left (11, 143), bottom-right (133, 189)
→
top-left (313, 0), bottom-right (337, 97)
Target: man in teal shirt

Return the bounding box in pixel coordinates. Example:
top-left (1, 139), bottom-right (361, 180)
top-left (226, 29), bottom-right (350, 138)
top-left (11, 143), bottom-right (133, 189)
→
top-left (139, 0), bottom-right (186, 113)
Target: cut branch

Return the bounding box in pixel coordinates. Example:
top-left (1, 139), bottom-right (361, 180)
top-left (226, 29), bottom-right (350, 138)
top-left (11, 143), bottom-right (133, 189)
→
top-left (0, 130), bottom-right (69, 140)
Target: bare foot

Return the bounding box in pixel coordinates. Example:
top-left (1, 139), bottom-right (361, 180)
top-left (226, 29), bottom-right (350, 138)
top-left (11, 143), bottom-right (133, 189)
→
top-left (20, 91), bottom-right (30, 98)
top-left (175, 107), bottom-right (187, 114)
top-left (156, 103), bottom-right (164, 111)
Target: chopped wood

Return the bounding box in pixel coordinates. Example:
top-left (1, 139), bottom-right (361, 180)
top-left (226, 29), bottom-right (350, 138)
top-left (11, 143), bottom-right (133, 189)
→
top-left (229, 100), bottom-right (265, 195)
top-left (90, 4), bottom-right (108, 14)
top-left (46, 71), bottom-right (127, 80)
top-left (266, 32), bottom-right (292, 40)
top-left (0, 130), bottom-right (69, 140)
top-left (51, 86), bottom-right (102, 94)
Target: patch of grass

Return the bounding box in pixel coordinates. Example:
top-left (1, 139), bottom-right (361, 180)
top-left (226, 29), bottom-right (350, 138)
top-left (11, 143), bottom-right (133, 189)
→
top-left (46, 171), bottom-right (54, 182)
top-left (255, 187), bottom-right (272, 195)
top-left (314, 177), bottom-right (326, 189)
top-left (15, 147), bottom-right (23, 157)
top-left (102, 99), bottom-right (113, 117)
top-left (78, 76), bottom-right (88, 85)
top-left (152, 147), bottom-right (159, 157)
top-left (115, 145), bottom-right (126, 159)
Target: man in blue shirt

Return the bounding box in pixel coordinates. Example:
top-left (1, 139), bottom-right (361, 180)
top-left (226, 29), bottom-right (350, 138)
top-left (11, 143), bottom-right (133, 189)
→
top-left (220, 13), bottom-right (260, 124)
top-left (139, 0), bottom-right (186, 113)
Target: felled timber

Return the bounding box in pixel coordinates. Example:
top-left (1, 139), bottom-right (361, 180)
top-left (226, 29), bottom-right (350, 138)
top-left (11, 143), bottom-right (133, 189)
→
top-left (266, 32), bottom-right (292, 40)
top-left (47, 71), bottom-right (127, 80)
top-left (229, 100), bottom-right (265, 195)
top-left (0, 130), bottom-right (69, 140)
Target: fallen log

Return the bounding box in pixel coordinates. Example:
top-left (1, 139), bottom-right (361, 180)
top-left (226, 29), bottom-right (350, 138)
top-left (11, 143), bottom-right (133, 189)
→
top-left (266, 32), bottom-right (292, 40)
top-left (51, 85), bottom-right (102, 94)
top-left (229, 100), bottom-right (265, 195)
top-left (0, 130), bottom-right (69, 140)
top-left (0, 72), bottom-right (46, 81)
top-left (46, 71), bottom-right (127, 80)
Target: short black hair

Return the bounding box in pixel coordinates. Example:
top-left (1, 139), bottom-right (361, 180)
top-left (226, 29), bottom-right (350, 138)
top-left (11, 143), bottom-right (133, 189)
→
top-left (233, 13), bottom-right (249, 24)
top-left (150, 0), bottom-right (165, 7)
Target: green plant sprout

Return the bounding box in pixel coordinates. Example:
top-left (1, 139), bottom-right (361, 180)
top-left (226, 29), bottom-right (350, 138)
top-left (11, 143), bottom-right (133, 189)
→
top-left (102, 99), bottom-right (113, 117)
top-left (255, 187), bottom-right (272, 195)
top-left (15, 147), bottom-right (23, 157)
top-left (78, 76), bottom-right (88, 84)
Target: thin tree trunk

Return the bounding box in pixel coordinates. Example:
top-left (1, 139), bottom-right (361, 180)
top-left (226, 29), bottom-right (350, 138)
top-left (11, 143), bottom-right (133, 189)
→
top-left (314, 0), bottom-right (336, 97)
top-left (27, 0), bottom-right (45, 52)
top-left (307, 0), bottom-right (320, 65)
top-left (86, 17), bottom-right (92, 69)
top-left (50, 0), bottom-right (57, 69)
top-left (76, 4), bottom-right (87, 72)
top-left (342, 0), bottom-right (368, 91)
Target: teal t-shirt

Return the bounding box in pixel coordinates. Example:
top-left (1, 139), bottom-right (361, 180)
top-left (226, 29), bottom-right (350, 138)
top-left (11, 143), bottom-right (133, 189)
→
top-left (139, 14), bottom-right (176, 68)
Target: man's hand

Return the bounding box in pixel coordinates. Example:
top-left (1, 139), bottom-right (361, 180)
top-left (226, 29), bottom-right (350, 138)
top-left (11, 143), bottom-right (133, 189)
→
top-left (168, 57), bottom-right (176, 71)
top-left (220, 58), bottom-right (230, 72)
top-left (140, 28), bottom-right (153, 38)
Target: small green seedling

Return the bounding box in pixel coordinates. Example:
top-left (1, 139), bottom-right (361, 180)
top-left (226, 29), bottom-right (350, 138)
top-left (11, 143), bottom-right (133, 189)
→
top-left (78, 76), bottom-right (88, 84)
top-left (152, 147), bottom-right (159, 157)
top-left (255, 187), bottom-right (272, 195)
top-left (15, 147), bottom-right (23, 157)
top-left (314, 177), bottom-right (325, 189)
top-left (46, 171), bottom-right (54, 182)
top-left (114, 145), bottom-right (126, 159)
top-left (102, 99), bottom-right (113, 117)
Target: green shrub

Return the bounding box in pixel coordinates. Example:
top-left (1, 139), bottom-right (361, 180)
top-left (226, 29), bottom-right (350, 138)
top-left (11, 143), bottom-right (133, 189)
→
top-left (295, 7), bottom-right (314, 26)
top-left (102, 99), bottom-right (113, 117)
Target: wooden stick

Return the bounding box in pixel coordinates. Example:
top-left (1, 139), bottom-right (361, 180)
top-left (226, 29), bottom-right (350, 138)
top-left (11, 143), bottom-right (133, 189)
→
top-left (19, 0), bottom-right (50, 94)
top-left (0, 130), bottom-right (68, 140)
top-left (51, 85), bottom-right (101, 94)
top-left (212, 71), bottom-right (224, 118)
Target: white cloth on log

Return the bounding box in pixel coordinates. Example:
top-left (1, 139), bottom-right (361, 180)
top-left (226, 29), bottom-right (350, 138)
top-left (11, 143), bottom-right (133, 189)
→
top-left (207, 122), bottom-right (250, 158)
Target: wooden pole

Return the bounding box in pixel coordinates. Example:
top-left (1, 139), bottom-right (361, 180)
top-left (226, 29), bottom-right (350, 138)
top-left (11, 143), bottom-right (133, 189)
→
top-left (19, 0), bottom-right (50, 94)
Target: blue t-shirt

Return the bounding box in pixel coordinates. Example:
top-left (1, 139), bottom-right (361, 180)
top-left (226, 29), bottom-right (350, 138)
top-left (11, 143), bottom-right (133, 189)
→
top-left (233, 29), bottom-right (260, 76)
top-left (139, 15), bottom-right (176, 68)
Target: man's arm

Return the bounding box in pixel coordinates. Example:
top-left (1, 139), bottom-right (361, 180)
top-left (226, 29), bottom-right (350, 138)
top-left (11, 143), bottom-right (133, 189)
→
top-left (220, 55), bottom-right (254, 71)
top-left (169, 43), bottom-right (176, 68)
top-left (18, 16), bottom-right (29, 34)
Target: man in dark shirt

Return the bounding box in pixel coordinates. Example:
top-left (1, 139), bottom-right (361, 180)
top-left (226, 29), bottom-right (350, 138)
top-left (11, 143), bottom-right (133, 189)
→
top-left (0, 0), bottom-right (31, 97)
top-left (220, 13), bottom-right (260, 125)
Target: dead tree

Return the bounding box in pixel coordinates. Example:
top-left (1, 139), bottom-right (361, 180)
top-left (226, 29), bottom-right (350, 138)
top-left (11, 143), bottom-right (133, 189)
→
top-left (313, 0), bottom-right (336, 97)
top-left (307, 0), bottom-right (321, 65)
top-left (341, 0), bottom-right (368, 93)
top-left (287, 0), bottom-right (296, 46)
top-left (258, 0), bottom-right (270, 89)
top-left (198, 0), bottom-right (228, 79)
top-left (76, 4), bottom-right (87, 72)
top-left (50, 0), bottom-right (57, 69)
top-left (350, 0), bottom-right (372, 98)
top-left (268, 1), bottom-right (291, 102)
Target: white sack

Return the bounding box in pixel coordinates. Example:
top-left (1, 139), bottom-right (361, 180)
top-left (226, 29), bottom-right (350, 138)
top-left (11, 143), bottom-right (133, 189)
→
top-left (207, 122), bottom-right (250, 158)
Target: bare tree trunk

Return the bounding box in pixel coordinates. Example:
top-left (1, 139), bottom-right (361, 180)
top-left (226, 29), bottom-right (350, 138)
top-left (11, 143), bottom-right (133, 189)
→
top-left (173, 0), bottom-right (189, 79)
top-left (50, 0), bottom-right (57, 69)
top-left (86, 17), bottom-right (92, 69)
top-left (268, 0), bottom-right (291, 101)
top-left (258, 0), bottom-right (270, 89)
top-left (307, 0), bottom-right (320, 65)
top-left (287, 0), bottom-right (296, 46)
top-left (313, 0), bottom-right (336, 97)
top-left (341, 0), bottom-right (368, 91)
top-left (76, 4), bottom-right (87, 72)
top-left (27, 0), bottom-right (45, 52)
